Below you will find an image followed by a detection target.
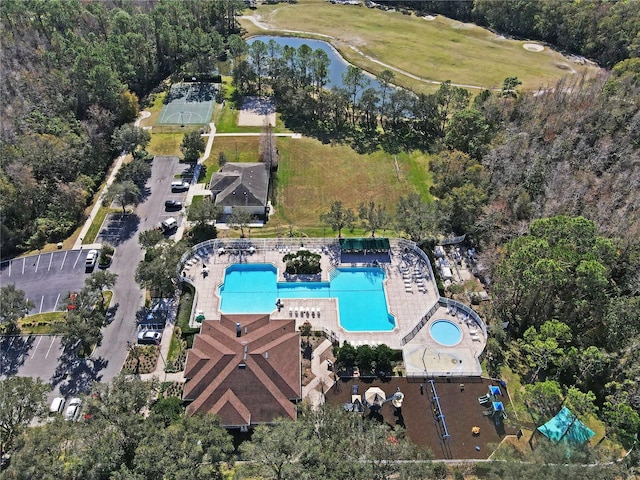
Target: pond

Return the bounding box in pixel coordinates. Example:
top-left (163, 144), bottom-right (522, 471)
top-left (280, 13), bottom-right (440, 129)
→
top-left (248, 35), bottom-right (382, 92)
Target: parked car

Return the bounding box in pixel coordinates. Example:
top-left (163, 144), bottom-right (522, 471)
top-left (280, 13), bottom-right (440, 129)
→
top-left (159, 217), bottom-right (178, 233)
top-left (171, 180), bottom-right (189, 191)
top-left (85, 249), bottom-right (98, 269)
top-left (49, 397), bottom-right (66, 419)
top-left (64, 398), bottom-right (82, 421)
top-left (138, 330), bottom-right (162, 345)
top-left (164, 200), bottom-right (183, 210)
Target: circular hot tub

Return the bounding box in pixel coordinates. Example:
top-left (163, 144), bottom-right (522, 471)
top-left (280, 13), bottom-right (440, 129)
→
top-left (430, 320), bottom-right (463, 346)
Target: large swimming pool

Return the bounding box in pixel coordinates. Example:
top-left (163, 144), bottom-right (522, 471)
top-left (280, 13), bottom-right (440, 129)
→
top-left (218, 264), bottom-right (395, 331)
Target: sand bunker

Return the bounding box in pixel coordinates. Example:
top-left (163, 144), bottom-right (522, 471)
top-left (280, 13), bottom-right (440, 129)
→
top-left (237, 96), bottom-right (276, 126)
top-left (523, 43), bottom-right (544, 52)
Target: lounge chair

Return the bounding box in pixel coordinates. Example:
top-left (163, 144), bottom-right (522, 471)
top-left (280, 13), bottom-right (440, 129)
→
top-left (306, 307), bottom-right (310, 317)
top-left (289, 307), bottom-right (293, 317)
top-left (311, 307), bottom-right (315, 318)
top-left (478, 395), bottom-right (490, 405)
top-left (316, 307), bottom-right (320, 318)
top-left (294, 307), bottom-right (298, 317)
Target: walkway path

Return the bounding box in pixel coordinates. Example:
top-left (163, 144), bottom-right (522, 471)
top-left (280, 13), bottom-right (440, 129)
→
top-left (241, 15), bottom-right (487, 90)
top-left (301, 338), bottom-right (335, 407)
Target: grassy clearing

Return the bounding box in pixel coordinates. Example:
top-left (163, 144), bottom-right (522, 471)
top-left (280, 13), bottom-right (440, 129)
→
top-left (242, 0), bottom-right (600, 92)
top-left (270, 136), bottom-right (430, 230)
top-left (166, 333), bottom-right (182, 363)
top-left (140, 91), bottom-right (167, 127)
top-left (83, 207), bottom-right (118, 245)
top-left (147, 132), bottom-right (185, 157)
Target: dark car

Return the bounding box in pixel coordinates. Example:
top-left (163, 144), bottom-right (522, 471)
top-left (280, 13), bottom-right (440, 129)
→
top-left (164, 200), bottom-right (183, 210)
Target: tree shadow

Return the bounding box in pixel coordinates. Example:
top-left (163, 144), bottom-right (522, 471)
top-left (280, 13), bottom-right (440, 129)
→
top-left (104, 302), bottom-right (119, 326)
top-left (96, 213), bottom-right (140, 246)
top-left (52, 346), bottom-right (108, 396)
top-left (0, 335), bottom-right (35, 377)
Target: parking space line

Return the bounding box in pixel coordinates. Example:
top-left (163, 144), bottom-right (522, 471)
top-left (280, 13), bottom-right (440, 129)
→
top-left (32, 335), bottom-right (43, 354)
top-left (7, 260), bottom-right (11, 277)
top-left (73, 250), bottom-right (82, 269)
top-left (55, 293), bottom-right (61, 310)
top-left (35, 253), bottom-right (42, 272)
top-left (39, 295), bottom-right (44, 313)
top-left (22, 257), bottom-right (25, 275)
top-left (45, 336), bottom-right (57, 359)
top-left (60, 251), bottom-right (68, 269)
top-left (48, 252), bottom-right (53, 271)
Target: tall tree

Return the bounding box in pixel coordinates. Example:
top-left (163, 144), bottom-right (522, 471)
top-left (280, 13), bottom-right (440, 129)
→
top-left (227, 209), bottom-right (254, 238)
top-left (0, 284), bottom-right (34, 333)
top-left (320, 201), bottom-right (356, 238)
top-left (0, 376), bottom-right (50, 452)
top-left (358, 200), bottom-right (389, 237)
top-left (111, 124), bottom-right (151, 154)
top-left (180, 130), bottom-right (206, 162)
top-left (394, 193), bottom-right (439, 243)
top-left (85, 270), bottom-right (118, 311)
top-left (104, 180), bottom-right (142, 214)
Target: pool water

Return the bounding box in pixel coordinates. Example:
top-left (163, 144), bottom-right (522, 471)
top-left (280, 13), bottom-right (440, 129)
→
top-left (218, 264), bottom-right (395, 332)
top-left (430, 320), bottom-right (462, 346)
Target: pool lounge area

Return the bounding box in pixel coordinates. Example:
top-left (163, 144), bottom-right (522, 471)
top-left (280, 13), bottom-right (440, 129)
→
top-left (180, 238), bottom-right (486, 376)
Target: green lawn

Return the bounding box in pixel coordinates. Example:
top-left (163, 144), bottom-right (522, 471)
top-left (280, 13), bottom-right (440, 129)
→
top-left (241, 0), bottom-right (600, 92)
top-left (83, 207), bottom-right (118, 244)
top-left (147, 132), bottom-right (186, 157)
top-left (262, 137), bottom-right (430, 234)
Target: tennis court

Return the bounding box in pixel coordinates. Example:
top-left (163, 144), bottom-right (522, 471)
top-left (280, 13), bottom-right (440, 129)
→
top-left (157, 82), bottom-right (216, 125)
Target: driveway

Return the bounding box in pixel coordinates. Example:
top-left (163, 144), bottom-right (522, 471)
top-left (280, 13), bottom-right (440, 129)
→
top-left (0, 249), bottom-right (98, 314)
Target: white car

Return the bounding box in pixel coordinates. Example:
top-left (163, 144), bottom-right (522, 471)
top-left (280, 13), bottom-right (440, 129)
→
top-left (64, 398), bottom-right (82, 421)
top-left (85, 249), bottom-right (98, 269)
top-left (138, 330), bottom-right (162, 345)
top-left (171, 180), bottom-right (189, 191)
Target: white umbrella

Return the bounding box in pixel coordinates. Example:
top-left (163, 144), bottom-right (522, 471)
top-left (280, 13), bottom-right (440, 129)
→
top-left (364, 387), bottom-right (386, 407)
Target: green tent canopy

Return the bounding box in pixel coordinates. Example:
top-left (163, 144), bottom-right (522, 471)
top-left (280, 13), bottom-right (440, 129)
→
top-left (339, 238), bottom-right (390, 252)
top-left (537, 407), bottom-right (595, 444)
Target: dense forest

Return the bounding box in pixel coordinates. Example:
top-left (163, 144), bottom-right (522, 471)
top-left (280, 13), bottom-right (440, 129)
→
top-left (0, 0), bottom-right (245, 257)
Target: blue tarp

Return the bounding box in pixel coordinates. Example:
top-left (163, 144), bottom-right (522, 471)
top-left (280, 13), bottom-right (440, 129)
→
top-left (537, 406), bottom-right (595, 444)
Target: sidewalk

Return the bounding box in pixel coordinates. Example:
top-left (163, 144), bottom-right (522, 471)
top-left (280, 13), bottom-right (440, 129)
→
top-left (73, 111), bottom-right (151, 250)
top-left (302, 339), bottom-right (336, 407)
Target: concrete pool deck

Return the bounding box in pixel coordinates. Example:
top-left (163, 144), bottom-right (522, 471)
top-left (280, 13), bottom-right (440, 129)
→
top-left (181, 239), bottom-right (485, 376)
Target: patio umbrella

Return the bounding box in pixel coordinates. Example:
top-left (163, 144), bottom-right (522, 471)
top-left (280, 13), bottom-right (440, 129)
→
top-left (195, 313), bottom-right (205, 322)
top-left (364, 387), bottom-right (386, 408)
top-left (391, 391), bottom-right (404, 408)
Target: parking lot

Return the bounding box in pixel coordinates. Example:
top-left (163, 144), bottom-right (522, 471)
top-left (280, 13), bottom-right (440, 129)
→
top-left (0, 335), bottom-right (63, 379)
top-left (0, 249), bottom-right (98, 314)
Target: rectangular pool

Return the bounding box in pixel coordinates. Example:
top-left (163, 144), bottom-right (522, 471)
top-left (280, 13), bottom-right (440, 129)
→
top-left (218, 264), bottom-right (395, 332)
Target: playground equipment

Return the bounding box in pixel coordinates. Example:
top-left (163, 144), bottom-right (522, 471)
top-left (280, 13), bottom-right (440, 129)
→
top-left (343, 385), bottom-right (404, 414)
top-left (428, 380), bottom-right (451, 444)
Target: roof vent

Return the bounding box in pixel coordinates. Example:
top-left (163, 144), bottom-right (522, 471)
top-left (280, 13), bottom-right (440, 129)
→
top-left (265, 352), bottom-right (269, 359)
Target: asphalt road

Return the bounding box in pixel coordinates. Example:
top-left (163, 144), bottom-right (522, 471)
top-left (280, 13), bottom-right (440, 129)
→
top-left (1, 156), bottom-right (187, 394)
top-left (0, 249), bottom-right (98, 314)
top-left (88, 155), bottom-right (186, 382)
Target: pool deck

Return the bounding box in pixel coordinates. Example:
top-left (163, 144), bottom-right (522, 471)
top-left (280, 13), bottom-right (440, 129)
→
top-left (182, 241), bottom-right (486, 372)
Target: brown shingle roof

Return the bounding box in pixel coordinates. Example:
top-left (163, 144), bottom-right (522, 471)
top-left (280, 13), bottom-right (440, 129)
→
top-left (183, 314), bottom-right (301, 426)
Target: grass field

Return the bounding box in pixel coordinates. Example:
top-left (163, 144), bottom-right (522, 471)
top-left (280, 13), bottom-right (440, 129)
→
top-left (241, 0), bottom-right (600, 92)
top-left (272, 136), bottom-right (428, 231)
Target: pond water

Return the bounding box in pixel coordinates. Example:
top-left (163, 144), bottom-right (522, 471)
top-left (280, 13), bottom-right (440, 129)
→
top-left (248, 35), bottom-right (382, 92)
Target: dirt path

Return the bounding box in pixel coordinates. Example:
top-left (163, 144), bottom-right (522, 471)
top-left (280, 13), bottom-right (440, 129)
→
top-left (241, 15), bottom-right (489, 90)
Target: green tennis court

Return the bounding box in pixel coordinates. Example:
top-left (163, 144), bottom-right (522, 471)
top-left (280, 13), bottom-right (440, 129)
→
top-left (157, 82), bottom-right (216, 125)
